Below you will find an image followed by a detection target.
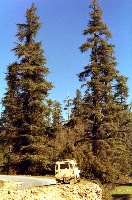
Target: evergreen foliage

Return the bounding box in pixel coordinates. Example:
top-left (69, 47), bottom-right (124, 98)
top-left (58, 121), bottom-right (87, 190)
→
top-left (71, 89), bottom-right (83, 118)
top-left (2, 3), bottom-right (53, 175)
top-left (50, 100), bottom-right (64, 129)
top-left (75, 0), bottom-right (130, 183)
top-left (0, 0), bottom-right (131, 185)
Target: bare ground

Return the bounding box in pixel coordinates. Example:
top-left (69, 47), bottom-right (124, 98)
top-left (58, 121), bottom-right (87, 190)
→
top-left (0, 180), bottom-right (102, 200)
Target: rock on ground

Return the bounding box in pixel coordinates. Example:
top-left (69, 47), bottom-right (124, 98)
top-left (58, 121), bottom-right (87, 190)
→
top-left (0, 181), bottom-right (102, 200)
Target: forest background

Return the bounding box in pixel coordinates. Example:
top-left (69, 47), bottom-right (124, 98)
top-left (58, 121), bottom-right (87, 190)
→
top-left (0, 0), bottom-right (131, 191)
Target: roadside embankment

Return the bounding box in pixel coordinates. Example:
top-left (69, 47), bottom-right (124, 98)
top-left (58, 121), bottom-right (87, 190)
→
top-left (0, 180), bottom-right (102, 200)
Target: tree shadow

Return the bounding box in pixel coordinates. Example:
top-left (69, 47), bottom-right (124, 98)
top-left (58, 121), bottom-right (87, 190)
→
top-left (119, 183), bottom-right (132, 187)
top-left (112, 194), bottom-right (132, 200)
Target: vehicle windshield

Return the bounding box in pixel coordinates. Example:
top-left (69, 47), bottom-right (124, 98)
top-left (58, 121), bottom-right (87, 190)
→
top-left (60, 163), bottom-right (69, 169)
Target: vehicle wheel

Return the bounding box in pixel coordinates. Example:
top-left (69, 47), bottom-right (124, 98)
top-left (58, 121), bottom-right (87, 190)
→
top-left (74, 176), bottom-right (77, 184)
top-left (77, 175), bottom-right (80, 182)
top-left (70, 178), bottom-right (75, 184)
top-left (56, 179), bottom-right (61, 184)
top-left (63, 178), bottom-right (67, 184)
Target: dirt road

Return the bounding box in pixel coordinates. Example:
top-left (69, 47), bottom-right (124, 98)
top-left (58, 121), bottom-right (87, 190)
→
top-left (0, 175), bottom-right (56, 189)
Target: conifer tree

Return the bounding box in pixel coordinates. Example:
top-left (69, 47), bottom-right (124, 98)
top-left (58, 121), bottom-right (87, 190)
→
top-left (77, 0), bottom-right (130, 182)
top-left (72, 89), bottom-right (83, 118)
top-left (46, 100), bottom-right (64, 139)
top-left (2, 4), bottom-right (53, 175)
top-left (52, 101), bottom-right (64, 128)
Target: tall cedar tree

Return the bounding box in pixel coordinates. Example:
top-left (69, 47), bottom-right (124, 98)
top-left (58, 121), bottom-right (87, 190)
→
top-left (51, 101), bottom-right (64, 128)
top-left (2, 4), bottom-right (53, 175)
top-left (77, 0), bottom-right (129, 182)
top-left (46, 99), bottom-right (64, 139)
top-left (72, 89), bottom-right (83, 118)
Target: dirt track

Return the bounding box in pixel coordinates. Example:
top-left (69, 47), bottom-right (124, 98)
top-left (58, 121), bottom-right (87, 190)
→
top-left (0, 175), bottom-right (56, 189)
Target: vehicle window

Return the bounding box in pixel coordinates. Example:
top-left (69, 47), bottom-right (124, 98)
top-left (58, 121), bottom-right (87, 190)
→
top-left (69, 164), bottom-right (73, 168)
top-left (55, 164), bottom-right (58, 170)
top-left (60, 163), bottom-right (69, 169)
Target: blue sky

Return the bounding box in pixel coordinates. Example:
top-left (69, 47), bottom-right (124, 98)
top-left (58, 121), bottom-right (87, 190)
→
top-left (0, 0), bottom-right (132, 119)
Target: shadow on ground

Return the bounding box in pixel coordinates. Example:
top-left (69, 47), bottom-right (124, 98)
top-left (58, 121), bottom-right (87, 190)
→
top-left (112, 194), bottom-right (132, 200)
top-left (119, 183), bottom-right (132, 187)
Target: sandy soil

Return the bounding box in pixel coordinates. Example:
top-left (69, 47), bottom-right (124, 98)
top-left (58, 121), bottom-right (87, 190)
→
top-left (0, 180), bottom-right (102, 200)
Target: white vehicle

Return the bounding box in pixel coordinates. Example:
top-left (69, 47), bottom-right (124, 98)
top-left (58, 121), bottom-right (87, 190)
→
top-left (55, 159), bottom-right (80, 184)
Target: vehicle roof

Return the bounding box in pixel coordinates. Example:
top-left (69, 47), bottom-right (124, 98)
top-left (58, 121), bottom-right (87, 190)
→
top-left (55, 159), bottom-right (77, 164)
